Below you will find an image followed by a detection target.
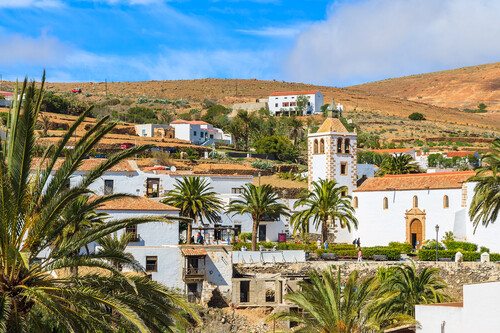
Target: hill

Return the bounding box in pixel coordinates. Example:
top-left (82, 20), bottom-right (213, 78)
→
top-left (350, 62), bottom-right (500, 113)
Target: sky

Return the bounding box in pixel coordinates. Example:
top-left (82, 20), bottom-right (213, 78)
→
top-left (1, 0), bottom-right (500, 86)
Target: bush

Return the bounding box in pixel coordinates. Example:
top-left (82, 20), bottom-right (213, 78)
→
top-left (421, 240), bottom-right (445, 250)
top-left (253, 135), bottom-right (298, 161)
top-left (251, 160), bottom-right (273, 170)
top-left (417, 249), bottom-right (500, 261)
top-left (389, 242), bottom-right (413, 254)
top-left (445, 241), bottom-right (478, 252)
top-left (480, 246), bottom-right (490, 253)
top-left (238, 233), bottom-right (252, 241)
top-left (408, 112), bottom-right (426, 121)
top-left (103, 98), bottom-right (120, 106)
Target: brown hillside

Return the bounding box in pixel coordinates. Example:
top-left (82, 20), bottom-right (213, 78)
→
top-left (350, 62), bottom-right (500, 113)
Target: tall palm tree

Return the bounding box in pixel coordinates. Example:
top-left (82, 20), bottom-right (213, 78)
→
top-left (97, 232), bottom-right (143, 272)
top-left (291, 179), bottom-right (358, 244)
top-left (287, 117), bottom-right (304, 146)
top-left (0, 75), bottom-right (197, 331)
top-left (270, 266), bottom-right (413, 332)
top-left (469, 139), bottom-right (500, 230)
top-left (379, 262), bottom-right (452, 317)
top-left (377, 153), bottom-right (422, 176)
top-left (163, 176), bottom-right (223, 244)
top-left (227, 184), bottom-right (289, 251)
top-left (235, 109), bottom-right (256, 151)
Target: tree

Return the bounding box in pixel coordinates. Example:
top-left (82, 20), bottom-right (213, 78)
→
top-left (226, 118), bottom-right (243, 149)
top-left (408, 112), bottom-right (426, 121)
top-left (286, 117), bottom-right (304, 146)
top-left (39, 113), bottom-right (51, 137)
top-left (377, 153), bottom-right (423, 176)
top-left (253, 135), bottom-right (297, 161)
top-left (270, 266), bottom-right (413, 332)
top-left (97, 232), bottom-right (143, 272)
top-left (291, 179), bottom-right (358, 244)
top-left (379, 262), bottom-right (452, 317)
top-left (0, 75), bottom-right (198, 331)
top-left (227, 184), bottom-right (289, 251)
top-left (295, 95), bottom-right (309, 116)
top-left (478, 103), bottom-right (487, 112)
top-left (235, 109), bottom-right (257, 151)
top-left (469, 138), bottom-right (500, 230)
top-left (163, 176), bottom-right (223, 244)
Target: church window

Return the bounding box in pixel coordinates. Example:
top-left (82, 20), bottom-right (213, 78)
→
top-left (383, 197), bottom-right (388, 210)
top-left (313, 139), bottom-right (319, 154)
top-left (340, 162), bottom-right (347, 175)
top-left (353, 196), bottom-right (358, 208)
top-left (344, 139), bottom-right (350, 154)
top-left (319, 139), bottom-right (325, 154)
top-left (337, 138), bottom-right (343, 153)
top-left (443, 195), bottom-right (449, 208)
top-left (413, 195), bottom-right (418, 208)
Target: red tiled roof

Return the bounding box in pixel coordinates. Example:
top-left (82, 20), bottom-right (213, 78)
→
top-left (31, 158), bottom-right (136, 172)
top-left (270, 90), bottom-right (319, 96)
top-left (370, 148), bottom-right (414, 154)
top-left (94, 196), bottom-right (179, 211)
top-left (170, 120), bottom-right (212, 126)
top-left (181, 247), bottom-right (207, 256)
top-left (446, 151), bottom-right (477, 157)
top-left (0, 91), bottom-right (13, 96)
top-left (354, 171), bottom-right (475, 192)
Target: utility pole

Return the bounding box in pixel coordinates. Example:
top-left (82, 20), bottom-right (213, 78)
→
top-left (105, 79), bottom-right (108, 97)
top-left (0, 74), bottom-right (2, 90)
top-left (235, 79), bottom-right (238, 97)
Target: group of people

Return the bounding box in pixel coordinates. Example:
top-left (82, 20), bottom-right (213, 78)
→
top-left (353, 238), bottom-right (362, 262)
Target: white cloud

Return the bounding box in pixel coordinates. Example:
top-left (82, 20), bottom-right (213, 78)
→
top-left (237, 23), bottom-right (311, 38)
top-left (287, 0), bottom-right (500, 85)
top-left (0, 33), bottom-right (71, 65)
top-left (0, 0), bottom-right (63, 8)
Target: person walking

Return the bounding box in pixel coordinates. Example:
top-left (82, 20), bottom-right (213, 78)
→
top-left (356, 237), bottom-right (361, 248)
top-left (357, 248), bottom-right (363, 262)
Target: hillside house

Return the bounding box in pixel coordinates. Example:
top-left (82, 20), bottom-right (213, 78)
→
top-left (268, 90), bottom-right (323, 116)
top-left (135, 124), bottom-right (174, 138)
top-left (170, 120), bottom-right (232, 145)
top-left (0, 91), bottom-right (14, 107)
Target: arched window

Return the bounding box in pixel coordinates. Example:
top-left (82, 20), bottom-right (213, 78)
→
top-left (383, 197), bottom-right (388, 210)
top-left (443, 195), bottom-right (449, 208)
top-left (413, 195), bottom-right (418, 208)
top-left (353, 196), bottom-right (358, 209)
top-left (319, 138), bottom-right (325, 154)
top-left (344, 138), bottom-right (350, 154)
top-left (313, 139), bottom-right (318, 154)
top-left (337, 138), bottom-right (343, 153)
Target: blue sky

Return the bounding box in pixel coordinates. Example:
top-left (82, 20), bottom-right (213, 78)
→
top-left (1, 0), bottom-right (500, 85)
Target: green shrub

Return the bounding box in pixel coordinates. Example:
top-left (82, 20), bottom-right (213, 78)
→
top-left (445, 241), bottom-right (478, 252)
top-left (389, 242), bottom-right (413, 254)
top-left (316, 249), bottom-right (326, 257)
top-left (326, 245), bottom-right (401, 260)
top-left (328, 244), bottom-right (356, 251)
top-left (490, 253), bottom-right (500, 261)
top-left (480, 246), bottom-right (490, 253)
top-left (238, 232), bottom-right (252, 241)
top-left (421, 240), bottom-right (445, 250)
top-left (251, 160), bottom-right (273, 170)
top-left (408, 112), bottom-right (426, 121)
top-left (417, 249), bottom-right (496, 261)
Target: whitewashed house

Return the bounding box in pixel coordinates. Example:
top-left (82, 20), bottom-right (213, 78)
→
top-left (170, 120), bottom-right (232, 146)
top-left (134, 124), bottom-right (173, 138)
top-left (0, 91), bottom-right (14, 107)
top-left (268, 90), bottom-right (323, 116)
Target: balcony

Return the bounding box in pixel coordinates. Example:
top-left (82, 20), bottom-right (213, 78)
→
top-left (183, 267), bottom-right (205, 281)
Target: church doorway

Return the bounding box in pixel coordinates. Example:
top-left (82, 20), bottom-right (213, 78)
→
top-left (410, 219), bottom-right (423, 249)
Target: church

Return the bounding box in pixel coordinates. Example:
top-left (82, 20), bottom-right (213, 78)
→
top-left (308, 109), bottom-right (500, 252)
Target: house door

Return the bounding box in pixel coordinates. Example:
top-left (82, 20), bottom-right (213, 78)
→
top-left (410, 219), bottom-right (423, 249)
top-left (146, 178), bottom-right (160, 197)
top-left (258, 225), bottom-right (266, 242)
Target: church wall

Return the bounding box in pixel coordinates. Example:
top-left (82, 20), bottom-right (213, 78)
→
top-left (353, 188), bottom-right (462, 247)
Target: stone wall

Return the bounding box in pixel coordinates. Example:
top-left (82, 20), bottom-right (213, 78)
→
top-left (234, 261), bottom-right (500, 301)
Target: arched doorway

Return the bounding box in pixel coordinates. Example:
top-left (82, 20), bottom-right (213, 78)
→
top-left (410, 219), bottom-right (423, 249)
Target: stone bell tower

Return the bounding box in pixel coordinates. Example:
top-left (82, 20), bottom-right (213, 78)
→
top-left (307, 100), bottom-right (357, 193)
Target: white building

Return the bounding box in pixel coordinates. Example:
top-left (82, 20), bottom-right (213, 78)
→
top-left (170, 120), bottom-right (232, 145)
top-left (268, 90), bottom-right (323, 116)
top-left (0, 91), bottom-right (14, 107)
top-left (134, 124), bottom-right (172, 138)
top-left (416, 281), bottom-right (500, 332)
top-left (370, 148), bottom-right (416, 160)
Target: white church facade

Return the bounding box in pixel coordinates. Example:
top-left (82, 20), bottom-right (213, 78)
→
top-left (307, 116), bottom-right (500, 252)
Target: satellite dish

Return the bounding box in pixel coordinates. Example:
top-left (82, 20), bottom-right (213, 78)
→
top-left (170, 166), bottom-right (177, 172)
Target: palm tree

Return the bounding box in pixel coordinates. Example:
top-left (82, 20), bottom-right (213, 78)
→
top-left (227, 184), bottom-right (289, 251)
top-left (377, 153), bottom-right (423, 176)
top-left (270, 266), bottom-right (413, 332)
top-left (39, 113), bottom-right (51, 137)
top-left (287, 117), bottom-right (304, 146)
top-left (0, 75), bottom-right (198, 331)
top-left (163, 176), bottom-right (223, 244)
top-left (379, 262), bottom-right (452, 317)
top-left (97, 232), bottom-right (143, 272)
top-left (291, 179), bottom-right (358, 244)
top-left (226, 118), bottom-right (243, 150)
top-left (236, 109), bottom-right (256, 151)
top-left (469, 139), bottom-right (500, 230)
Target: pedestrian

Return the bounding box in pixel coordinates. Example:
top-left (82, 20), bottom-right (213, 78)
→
top-left (358, 248), bottom-right (363, 262)
top-left (324, 241), bottom-right (329, 250)
top-left (196, 232), bottom-right (201, 244)
top-left (356, 237), bottom-right (361, 248)
top-left (317, 239), bottom-right (321, 249)
top-left (352, 238), bottom-right (356, 245)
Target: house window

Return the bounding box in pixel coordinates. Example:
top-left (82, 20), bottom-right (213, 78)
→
top-left (275, 103), bottom-right (278, 107)
top-left (319, 139), bottom-right (325, 154)
top-left (341, 190), bottom-right (347, 197)
top-left (232, 187), bottom-right (243, 194)
top-left (383, 197), bottom-right (388, 210)
top-left (290, 102), bottom-right (296, 107)
top-left (210, 134), bottom-right (214, 139)
top-left (307, 102), bottom-right (311, 106)
top-left (126, 225), bottom-right (139, 242)
top-left (283, 102), bottom-right (290, 107)
top-left (337, 138), bottom-right (343, 153)
top-left (313, 139), bottom-right (319, 154)
top-left (344, 139), bottom-right (350, 154)
top-left (194, 131), bottom-right (197, 136)
top-left (146, 256), bottom-right (158, 272)
top-left (340, 162), bottom-right (347, 175)
top-left (413, 195), bottom-right (418, 208)
top-left (104, 179), bottom-right (113, 195)
top-left (240, 281), bottom-right (250, 303)
top-left (443, 195), bottom-right (449, 208)
top-left (353, 196), bottom-right (358, 209)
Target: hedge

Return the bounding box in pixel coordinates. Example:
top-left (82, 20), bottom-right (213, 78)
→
top-left (445, 241), bottom-right (478, 252)
top-left (319, 246), bottom-right (401, 260)
top-left (418, 249), bottom-right (500, 261)
top-left (389, 242), bottom-right (413, 254)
